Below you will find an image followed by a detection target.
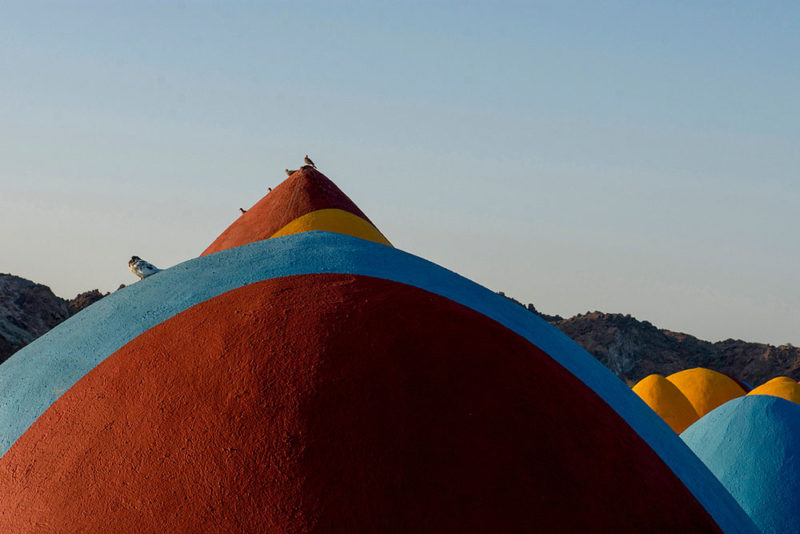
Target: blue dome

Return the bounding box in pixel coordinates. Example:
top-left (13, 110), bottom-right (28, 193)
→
top-left (682, 395), bottom-right (800, 533)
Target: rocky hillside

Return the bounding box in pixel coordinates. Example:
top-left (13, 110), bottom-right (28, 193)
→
top-left (552, 311), bottom-right (799, 386)
top-left (502, 293), bottom-right (799, 387)
top-left (0, 274), bottom-right (105, 364)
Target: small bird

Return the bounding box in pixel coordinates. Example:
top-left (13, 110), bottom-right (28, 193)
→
top-left (304, 155), bottom-right (316, 168)
top-left (268, 187), bottom-right (272, 192)
top-left (128, 256), bottom-right (161, 280)
top-left (239, 208), bottom-right (247, 214)
top-left (285, 169), bottom-right (297, 176)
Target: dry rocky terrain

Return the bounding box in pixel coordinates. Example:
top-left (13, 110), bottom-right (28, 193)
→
top-left (504, 293), bottom-right (799, 387)
top-left (0, 274), bottom-right (105, 364)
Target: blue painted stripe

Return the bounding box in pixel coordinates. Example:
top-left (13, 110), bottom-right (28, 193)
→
top-left (0, 231), bottom-right (756, 533)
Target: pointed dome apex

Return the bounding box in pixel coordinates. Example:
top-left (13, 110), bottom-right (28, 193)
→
top-left (202, 167), bottom-right (391, 256)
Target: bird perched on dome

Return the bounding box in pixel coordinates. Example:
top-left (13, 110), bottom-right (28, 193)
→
top-left (304, 155), bottom-right (316, 168)
top-left (285, 169), bottom-right (297, 176)
top-left (239, 208), bottom-right (247, 215)
top-left (128, 256), bottom-right (161, 280)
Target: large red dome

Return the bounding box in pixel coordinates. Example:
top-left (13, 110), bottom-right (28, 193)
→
top-left (0, 275), bottom-right (724, 532)
top-left (0, 169), bottom-right (756, 532)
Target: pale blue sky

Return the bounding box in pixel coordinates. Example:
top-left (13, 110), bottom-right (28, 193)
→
top-left (0, 2), bottom-right (797, 345)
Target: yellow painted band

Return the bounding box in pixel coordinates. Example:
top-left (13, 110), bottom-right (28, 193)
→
top-left (269, 209), bottom-right (392, 247)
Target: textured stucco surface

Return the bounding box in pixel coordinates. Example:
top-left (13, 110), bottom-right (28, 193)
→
top-left (682, 395), bottom-right (800, 534)
top-left (0, 232), bottom-right (757, 533)
top-left (0, 275), bottom-right (726, 532)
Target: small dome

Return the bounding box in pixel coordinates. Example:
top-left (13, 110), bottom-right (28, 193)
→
top-left (682, 395), bottom-right (800, 533)
top-left (667, 368), bottom-right (745, 417)
top-left (747, 377), bottom-right (800, 405)
top-left (633, 374), bottom-right (699, 433)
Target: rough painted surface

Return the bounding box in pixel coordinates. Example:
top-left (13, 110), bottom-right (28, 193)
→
top-left (748, 377), bottom-right (800, 404)
top-left (0, 275), bottom-right (724, 532)
top-left (682, 395), bottom-right (800, 534)
top-left (0, 233), bottom-right (758, 533)
top-left (632, 374), bottom-right (699, 433)
top-left (202, 167), bottom-right (372, 255)
top-left (667, 368), bottom-right (746, 418)
top-left (270, 208), bottom-right (392, 246)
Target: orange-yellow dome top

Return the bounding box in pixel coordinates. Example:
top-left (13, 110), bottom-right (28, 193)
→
top-left (747, 377), bottom-right (800, 405)
top-left (666, 368), bottom-right (745, 418)
top-left (632, 374), bottom-right (699, 433)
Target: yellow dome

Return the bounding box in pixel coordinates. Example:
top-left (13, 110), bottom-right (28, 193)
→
top-left (666, 368), bottom-right (745, 418)
top-left (747, 377), bottom-right (800, 405)
top-left (632, 374), bottom-right (699, 433)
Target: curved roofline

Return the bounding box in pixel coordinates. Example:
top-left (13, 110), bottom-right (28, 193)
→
top-left (0, 232), bottom-right (757, 533)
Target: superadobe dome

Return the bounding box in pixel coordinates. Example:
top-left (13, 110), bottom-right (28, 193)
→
top-left (682, 395), bottom-right (800, 534)
top-left (0, 168), bottom-right (756, 532)
top-left (633, 374), bottom-right (699, 433)
top-left (747, 377), bottom-right (800, 405)
top-left (667, 368), bottom-right (746, 418)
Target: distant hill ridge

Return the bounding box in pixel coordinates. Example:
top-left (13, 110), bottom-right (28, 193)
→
top-left (500, 291), bottom-right (799, 386)
top-left (0, 274), bottom-right (105, 364)
top-left (0, 273), bottom-right (796, 387)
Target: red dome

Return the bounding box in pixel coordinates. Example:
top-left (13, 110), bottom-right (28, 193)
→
top-left (203, 167), bottom-right (375, 255)
top-left (0, 275), bottom-right (723, 532)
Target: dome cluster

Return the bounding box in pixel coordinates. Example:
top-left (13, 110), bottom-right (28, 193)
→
top-left (633, 368), bottom-right (800, 532)
top-left (0, 168), bottom-right (758, 532)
